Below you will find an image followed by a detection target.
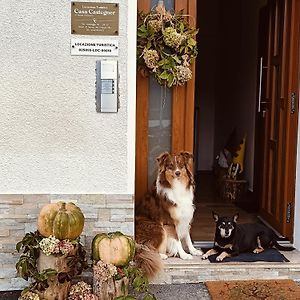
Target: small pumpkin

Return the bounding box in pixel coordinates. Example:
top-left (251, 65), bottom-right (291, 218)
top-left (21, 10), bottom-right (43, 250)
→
top-left (92, 232), bottom-right (135, 266)
top-left (37, 202), bottom-right (84, 240)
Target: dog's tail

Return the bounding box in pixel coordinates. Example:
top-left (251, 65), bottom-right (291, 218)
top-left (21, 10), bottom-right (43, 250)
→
top-left (272, 238), bottom-right (295, 251)
top-left (134, 243), bottom-right (163, 279)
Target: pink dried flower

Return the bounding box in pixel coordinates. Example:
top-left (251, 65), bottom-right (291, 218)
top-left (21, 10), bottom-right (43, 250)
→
top-left (59, 240), bottom-right (74, 255)
top-left (68, 281), bottom-right (98, 300)
top-left (93, 260), bottom-right (117, 282)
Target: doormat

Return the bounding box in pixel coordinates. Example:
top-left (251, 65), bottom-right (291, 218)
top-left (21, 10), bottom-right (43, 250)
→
top-left (205, 279), bottom-right (300, 300)
top-left (206, 248), bottom-right (289, 263)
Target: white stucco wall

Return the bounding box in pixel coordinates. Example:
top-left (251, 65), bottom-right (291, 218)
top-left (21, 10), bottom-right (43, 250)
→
top-left (0, 0), bottom-right (136, 194)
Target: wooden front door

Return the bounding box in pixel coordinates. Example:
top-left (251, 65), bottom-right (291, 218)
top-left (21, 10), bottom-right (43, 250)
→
top-left (257, 0), bottom-right (300, 239)
top-left (135, 0), bottom-right (197, 202)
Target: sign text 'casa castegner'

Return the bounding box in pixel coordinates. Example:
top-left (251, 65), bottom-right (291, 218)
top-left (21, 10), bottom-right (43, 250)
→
top-left (71, 2), bottom-right (119, 36)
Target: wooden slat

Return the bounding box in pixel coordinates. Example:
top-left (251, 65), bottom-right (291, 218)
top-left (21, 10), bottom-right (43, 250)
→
top-left (172, 0), bottom-right (197, 154)
top-left (185, 0), bottom-right (197, 152)
top-left (135, 0), bottom-right (150, 203)
top-left (275, 0), bottom-right (290, 232)
top-left (172, 86), bottom-right (186, 153)
top-left (172, 0), bottom-right (188, 153)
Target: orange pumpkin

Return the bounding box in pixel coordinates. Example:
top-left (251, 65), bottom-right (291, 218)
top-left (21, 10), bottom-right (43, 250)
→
top-left (37, 202), bottom-right (84, 240)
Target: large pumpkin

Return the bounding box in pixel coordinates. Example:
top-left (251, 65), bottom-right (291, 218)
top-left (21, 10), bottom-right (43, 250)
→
top-left (37, 202), bottom-right (84, 240)
top-left (92, 232), bottom-right (135, 266)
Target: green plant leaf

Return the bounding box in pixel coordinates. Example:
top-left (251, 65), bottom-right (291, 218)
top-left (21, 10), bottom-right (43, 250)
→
top-left (16, 241), bottom-right (23, 252)
top-left (179, 22), bottom-right (184, 33)
top-left (187, 38), bottom-right (197, 47)
top-left (138, 24), bottom-right (147, 33)
top-left (133, 275), bottom-right (148, 293)
top-left (143, 294), bottom-right (157, 300)
top-left (167, 74), bottom-right (175, 87)
top-left (159, 71), bottom-right (169, 80)
top-left (173, 55), bottom-right (181, 64)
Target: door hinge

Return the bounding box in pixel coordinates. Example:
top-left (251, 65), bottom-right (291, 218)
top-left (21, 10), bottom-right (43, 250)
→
top-left (291, 92), bottom-right (296, 114)
top-left (286, 202), bottom-right (292, 223)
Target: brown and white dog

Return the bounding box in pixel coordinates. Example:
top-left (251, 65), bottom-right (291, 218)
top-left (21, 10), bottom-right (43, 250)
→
top-left (135, 151), bottom-right (202, 274)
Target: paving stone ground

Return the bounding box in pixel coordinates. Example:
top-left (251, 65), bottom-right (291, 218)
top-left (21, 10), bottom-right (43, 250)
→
top-left (0, 284), bottom-right (211, 300)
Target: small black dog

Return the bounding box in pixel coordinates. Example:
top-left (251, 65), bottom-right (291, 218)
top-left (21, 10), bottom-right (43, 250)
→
top-left (202, 211), bottom-right (294, 261)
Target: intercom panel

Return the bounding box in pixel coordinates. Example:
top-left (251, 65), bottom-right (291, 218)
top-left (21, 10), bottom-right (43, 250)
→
top-left (96, 60), bottom-right (118, 113)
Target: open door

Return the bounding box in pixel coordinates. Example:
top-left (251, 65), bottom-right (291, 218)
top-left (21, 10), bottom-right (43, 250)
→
top-left (135, 0), bottom-right (197, 202)
top-left (256, 0), bottom-right (300, 239)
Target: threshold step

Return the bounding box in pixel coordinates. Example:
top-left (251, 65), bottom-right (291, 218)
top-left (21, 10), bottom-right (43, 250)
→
top-left (152, 250), bottom-right (300, 284)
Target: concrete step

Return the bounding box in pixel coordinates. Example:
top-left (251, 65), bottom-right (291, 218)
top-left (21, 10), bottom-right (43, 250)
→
top-left (152, 249), bottom-right (300, 284)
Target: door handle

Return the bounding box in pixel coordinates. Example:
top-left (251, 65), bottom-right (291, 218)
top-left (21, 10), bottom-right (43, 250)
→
top-left (258, 57), bottom-right (268, 112)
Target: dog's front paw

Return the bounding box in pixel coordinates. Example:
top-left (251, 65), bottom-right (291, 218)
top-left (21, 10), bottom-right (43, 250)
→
top-left (160, 253), bottom-right (168, 260)
top-left (190, 248), bottom-right (203, 256)
top-left (180, 253), bottom-right (193, 260)
top-left (216, 255), bottom-right (224, 262)
top-left (253, 247), bottom-right (264, 254)
top-left (202, 253), bottom-right (209, 260)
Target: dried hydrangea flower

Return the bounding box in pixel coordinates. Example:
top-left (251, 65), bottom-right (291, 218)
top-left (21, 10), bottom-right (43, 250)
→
top-left (39, 235), bottom-right (60, 256)
top-left (18, 291), bottom-right (40, 300)
top-left (82, 295), bottom-right (98, 300)
top-left (93, 260), bottom-right (117, 282)
top-left (143, 48), bottom-right (160, 71)
top-left (148, 19), bottom-right (162, 32)
top-left (175, 66), bottom-right (192, 84)
top-left (181, 54), bottom-right (190, 67)
top-left (58, 240), bottom-right (74, 255)
top-left (68, 281), bottom-right (95, 300)
top-left (163, 27), bottom-right (185, 49)
top-left (163, 11), bottom-right (173, 22)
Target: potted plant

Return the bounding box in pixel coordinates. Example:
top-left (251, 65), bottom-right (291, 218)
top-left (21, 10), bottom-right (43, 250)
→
top-left (16, 202), bottom-right (87, 300)
top-left (92, 232), bottom-right (156, 300)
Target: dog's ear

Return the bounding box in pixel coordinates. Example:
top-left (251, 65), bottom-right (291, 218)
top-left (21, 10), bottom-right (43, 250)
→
top-left (156, 152), bottom-right (170, 169)
top-left (212, 211), bottom-right (219, 222)
top-left (180, 151), bottom-right (194, 184)
top-left (180, 151), bottom-right (194, 168)
top-left (233, 213), bottom-right (239, 223)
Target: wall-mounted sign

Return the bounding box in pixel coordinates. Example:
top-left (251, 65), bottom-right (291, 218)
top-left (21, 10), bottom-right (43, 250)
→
top-left (71, 38), bottom-right (119, 56)
top-left (71, 2), bottom-right (119, 36)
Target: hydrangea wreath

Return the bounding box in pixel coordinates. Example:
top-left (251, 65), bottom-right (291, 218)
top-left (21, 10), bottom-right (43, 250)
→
top-left (137, 4), bottom-right (198, 87)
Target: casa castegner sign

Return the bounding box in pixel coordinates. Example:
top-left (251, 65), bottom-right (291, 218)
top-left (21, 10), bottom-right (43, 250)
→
top-left (71, 2), bottom-right (119, 36)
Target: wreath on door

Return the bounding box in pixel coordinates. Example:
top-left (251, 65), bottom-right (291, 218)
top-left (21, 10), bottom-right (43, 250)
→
top-left (137, 4), bottom-right (198, 88)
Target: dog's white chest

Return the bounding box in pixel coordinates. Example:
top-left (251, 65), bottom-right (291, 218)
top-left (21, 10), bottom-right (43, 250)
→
top-left (161, 180), bottom-right (195, 222)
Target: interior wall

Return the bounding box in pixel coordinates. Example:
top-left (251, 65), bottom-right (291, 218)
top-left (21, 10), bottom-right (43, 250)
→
top-left (231, 0), bottom-right (267, 191)
top-left (196, 0), bottom-right (267, 190)
top-left (195, 0), bottom-right (218, 171)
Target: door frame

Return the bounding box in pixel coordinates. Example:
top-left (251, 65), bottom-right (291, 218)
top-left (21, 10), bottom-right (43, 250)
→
top-left (135, 0), bottom-right (300, 242)
top-left (283, 0), bottom-right (300, 239)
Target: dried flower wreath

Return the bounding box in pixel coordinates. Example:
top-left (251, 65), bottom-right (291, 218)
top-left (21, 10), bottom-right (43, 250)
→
top-left (137, 3), bottom-right (198, 88)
